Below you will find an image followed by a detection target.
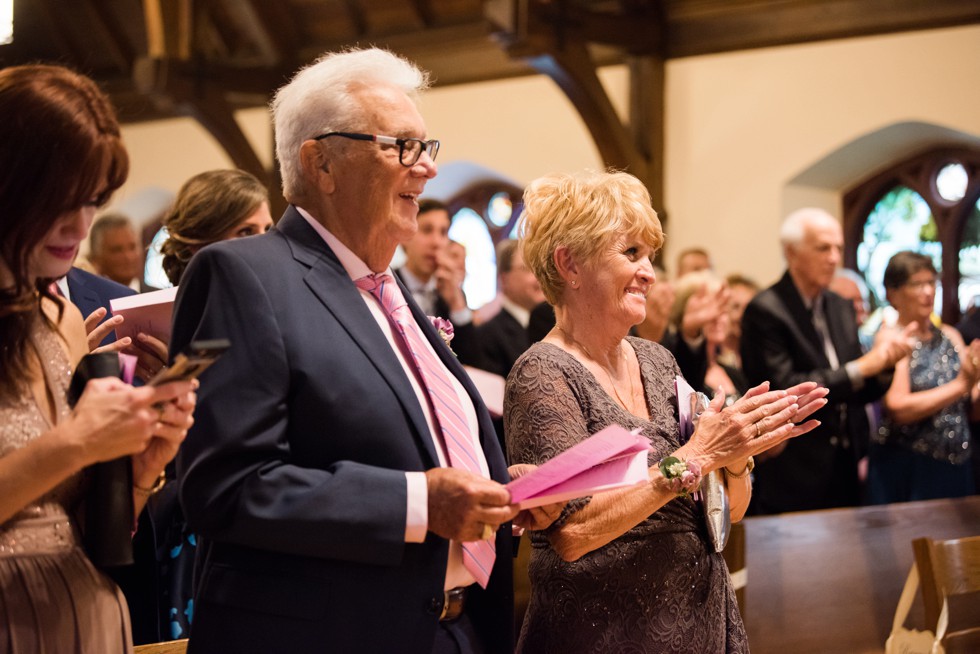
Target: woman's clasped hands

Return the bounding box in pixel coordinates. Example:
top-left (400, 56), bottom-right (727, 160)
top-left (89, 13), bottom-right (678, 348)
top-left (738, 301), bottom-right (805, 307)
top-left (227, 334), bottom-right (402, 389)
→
top-left (679, 380), bottom-right (829, 472)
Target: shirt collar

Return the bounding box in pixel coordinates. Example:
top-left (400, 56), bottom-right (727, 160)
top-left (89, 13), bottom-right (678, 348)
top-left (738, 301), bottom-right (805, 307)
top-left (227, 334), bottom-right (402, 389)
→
top-left (296, 206), bottom-right (379, 281)
top-left (398, 266), bottom-right (437, 295)
top-left (500, 296), bottom-right (531, 328)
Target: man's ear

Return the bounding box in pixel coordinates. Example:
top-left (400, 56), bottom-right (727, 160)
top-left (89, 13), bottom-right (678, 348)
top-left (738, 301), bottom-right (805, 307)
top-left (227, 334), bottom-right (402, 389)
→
top-left (300, 140), bottom-right (334, 192)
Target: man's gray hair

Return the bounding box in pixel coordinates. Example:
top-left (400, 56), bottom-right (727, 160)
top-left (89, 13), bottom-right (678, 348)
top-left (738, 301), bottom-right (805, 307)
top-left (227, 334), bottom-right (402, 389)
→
top-left (271, 48), bottom-right (430, 202)
top-left (89, 212), bottom-right (135, 255)
top-left (779, 207), bottom-right (837, 249)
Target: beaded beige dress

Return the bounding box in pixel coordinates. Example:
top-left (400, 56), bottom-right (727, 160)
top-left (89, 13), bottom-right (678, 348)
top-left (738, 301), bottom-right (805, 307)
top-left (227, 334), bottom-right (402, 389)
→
top-left (505, 338), bottom-right (748, 654)
top-left (0, 317), bottom-right (132, 653)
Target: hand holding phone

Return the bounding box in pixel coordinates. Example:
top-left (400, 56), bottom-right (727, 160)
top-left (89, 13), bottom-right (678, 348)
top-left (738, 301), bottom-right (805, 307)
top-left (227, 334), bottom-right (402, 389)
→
top-left (149, 339), bottom-right (231, 386)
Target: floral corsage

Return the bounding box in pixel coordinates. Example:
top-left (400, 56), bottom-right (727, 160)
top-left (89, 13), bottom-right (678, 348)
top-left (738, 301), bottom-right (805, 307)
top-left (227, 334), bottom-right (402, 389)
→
top-left (658, 456), bottom-right (703, 498)
top-left (429, 316), bottom-right (455, 354)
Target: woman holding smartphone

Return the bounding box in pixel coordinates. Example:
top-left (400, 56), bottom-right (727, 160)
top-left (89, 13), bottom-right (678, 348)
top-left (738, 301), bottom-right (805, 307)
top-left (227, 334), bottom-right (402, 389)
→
top-left (0, 64), bottom-right (196, 652)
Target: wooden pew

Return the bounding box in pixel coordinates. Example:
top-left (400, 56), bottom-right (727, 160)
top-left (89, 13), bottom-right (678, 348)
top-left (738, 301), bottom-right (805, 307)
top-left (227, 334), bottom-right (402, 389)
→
top-left (741, 496), bottom-right (980, 654)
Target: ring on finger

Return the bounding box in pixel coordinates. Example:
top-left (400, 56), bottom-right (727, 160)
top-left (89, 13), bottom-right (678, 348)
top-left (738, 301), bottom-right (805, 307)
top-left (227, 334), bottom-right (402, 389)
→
top-left (481, 523), bottom-right (495, 541)
top-left (755, 422), bottom-right (762, 438)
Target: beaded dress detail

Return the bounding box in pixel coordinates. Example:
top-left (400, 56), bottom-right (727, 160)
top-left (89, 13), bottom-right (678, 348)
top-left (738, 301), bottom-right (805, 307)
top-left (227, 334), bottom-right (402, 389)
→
top-left (505, 338), bottom-right (747, 654)
top-left (875, 324), bottom-right (971, 464)
top-left (0, 318), bottom-right (131, 653)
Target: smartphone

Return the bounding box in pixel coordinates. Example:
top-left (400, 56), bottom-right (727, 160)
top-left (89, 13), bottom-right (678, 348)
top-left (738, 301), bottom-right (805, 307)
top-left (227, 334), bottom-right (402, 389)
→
top-left (149, 339), bottom-right (231, 386)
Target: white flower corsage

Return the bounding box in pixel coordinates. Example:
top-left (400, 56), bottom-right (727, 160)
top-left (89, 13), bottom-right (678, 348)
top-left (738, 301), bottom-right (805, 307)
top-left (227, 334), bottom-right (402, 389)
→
top-left (658, 456), bottom-right (703, 498)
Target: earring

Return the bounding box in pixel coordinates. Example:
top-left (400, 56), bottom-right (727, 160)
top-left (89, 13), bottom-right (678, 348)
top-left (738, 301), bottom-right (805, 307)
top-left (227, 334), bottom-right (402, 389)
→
top-left (570, 280), bottom-right (577, 287)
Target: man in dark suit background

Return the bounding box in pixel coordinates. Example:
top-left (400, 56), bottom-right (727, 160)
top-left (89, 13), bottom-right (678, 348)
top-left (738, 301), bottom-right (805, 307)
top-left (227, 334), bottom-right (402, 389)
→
top-left (59, 266), bottom-right (136, 347)
top-left (740, 208), bottom-right (912, 514)
top-left (171, 48), bottom-right (553, 654)
top-left (473, 240), bottom-right (545, 378)
top-left (395, 198), bottom-right (479, 363)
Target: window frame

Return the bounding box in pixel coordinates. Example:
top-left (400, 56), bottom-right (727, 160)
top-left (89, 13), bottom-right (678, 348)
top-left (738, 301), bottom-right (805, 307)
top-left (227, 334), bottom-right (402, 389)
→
top-left (843, 146), bottom-right (980, 324)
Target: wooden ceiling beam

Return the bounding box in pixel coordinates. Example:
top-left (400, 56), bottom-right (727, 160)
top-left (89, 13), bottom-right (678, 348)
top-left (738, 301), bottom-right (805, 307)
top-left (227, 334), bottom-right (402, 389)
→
top-left (133, 58), bottom-right (272, 191)
top-left (239, 0), bottom-right (303, 66)
top-left (143, 0), bottom-right (192, 59)
top-left (79, 0), bottom-right (137, 72)
top-left (666, 0), bottom-right (980, 58)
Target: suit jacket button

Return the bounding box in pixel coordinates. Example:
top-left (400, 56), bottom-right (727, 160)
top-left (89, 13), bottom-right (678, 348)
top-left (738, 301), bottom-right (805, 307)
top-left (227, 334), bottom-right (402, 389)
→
top-left (428, 596), bottom-right (444, 615)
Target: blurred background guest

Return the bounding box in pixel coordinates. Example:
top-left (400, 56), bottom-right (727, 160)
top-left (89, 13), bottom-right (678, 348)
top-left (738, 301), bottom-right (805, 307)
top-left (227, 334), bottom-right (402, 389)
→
top-left (88, 212), bottom-right (155, 292)
top-left (740, 208), bottom-right (913, 514)
top-left (473, 239), bottom-right (545, 378)
top-left (868, 251), bottom-right (980, 503)
top-left (720, 273), bottom-right (759, 370)
top-left (506, 169), bottom-right (825, 653)
top-left (0, 63), bottom-right (195, 654)
top-left (160, 169), bottom-right (272, 287)
top-left (395, 198), bottom-right (478, 362)
top-left (675, 246), bottom-right (712, 278)
top-left (632, 263), bottom-right (674, 344)
top-left (671, 271), bottom-right (749, 404)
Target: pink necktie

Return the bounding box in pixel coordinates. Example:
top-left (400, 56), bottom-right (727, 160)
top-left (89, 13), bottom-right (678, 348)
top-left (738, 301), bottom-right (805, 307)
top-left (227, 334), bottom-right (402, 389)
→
top-left (356, 273), bottom-right (495, 588)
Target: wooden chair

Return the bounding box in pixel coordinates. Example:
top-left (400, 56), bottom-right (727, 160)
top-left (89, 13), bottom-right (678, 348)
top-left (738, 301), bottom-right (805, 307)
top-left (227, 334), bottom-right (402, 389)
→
top-left (133, 638), bottom-right (188, 654)
top-left (912, 534), bottom-right (980, 648)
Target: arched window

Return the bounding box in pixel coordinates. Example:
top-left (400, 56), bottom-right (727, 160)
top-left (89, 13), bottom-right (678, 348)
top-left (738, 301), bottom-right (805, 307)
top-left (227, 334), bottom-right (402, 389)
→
top-left (843, 147), bottom-right (980, 324)
top-left (446, 181), bottom-right (524, 310)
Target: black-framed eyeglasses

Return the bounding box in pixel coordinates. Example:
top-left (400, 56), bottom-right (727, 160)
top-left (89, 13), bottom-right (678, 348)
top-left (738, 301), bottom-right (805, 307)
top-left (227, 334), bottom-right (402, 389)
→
top-left (312, 131), bottom-right (440, 167)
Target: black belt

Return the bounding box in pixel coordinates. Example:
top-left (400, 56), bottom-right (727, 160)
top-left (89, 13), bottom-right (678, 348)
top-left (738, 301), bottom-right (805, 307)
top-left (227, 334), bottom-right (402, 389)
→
top-left (440, 587), bottom-right (467, 622)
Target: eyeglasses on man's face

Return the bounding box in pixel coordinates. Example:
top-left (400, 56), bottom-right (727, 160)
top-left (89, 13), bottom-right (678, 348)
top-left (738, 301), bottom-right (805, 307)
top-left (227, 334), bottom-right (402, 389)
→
top-left (312, 131), bottom-right (440, 167)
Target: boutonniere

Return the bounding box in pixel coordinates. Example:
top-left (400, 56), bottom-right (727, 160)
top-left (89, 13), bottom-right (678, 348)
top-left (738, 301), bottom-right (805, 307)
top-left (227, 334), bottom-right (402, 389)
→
top-left (429, 316), bottom-right (455, 354)
top-left (658, 456), bottom-right (703, 498)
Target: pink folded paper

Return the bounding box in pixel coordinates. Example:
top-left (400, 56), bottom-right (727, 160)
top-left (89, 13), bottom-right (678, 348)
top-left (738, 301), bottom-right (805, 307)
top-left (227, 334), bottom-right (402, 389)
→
top-left (109, 286), bottom-right (178, 344)
top-left (506, 424), bottom-right (652, 509)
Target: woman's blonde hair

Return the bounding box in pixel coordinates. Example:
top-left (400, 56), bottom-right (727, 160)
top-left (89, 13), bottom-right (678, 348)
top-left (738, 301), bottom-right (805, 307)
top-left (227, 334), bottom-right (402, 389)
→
top-left (520, 169), bottom-right (663, 305)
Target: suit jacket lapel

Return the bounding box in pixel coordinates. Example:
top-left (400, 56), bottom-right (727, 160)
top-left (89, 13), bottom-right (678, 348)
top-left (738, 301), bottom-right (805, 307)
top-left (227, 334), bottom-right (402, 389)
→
top-left (774, 273), bottom-right (829, 367)
top-left (277, 208), bottom-right (441, 467)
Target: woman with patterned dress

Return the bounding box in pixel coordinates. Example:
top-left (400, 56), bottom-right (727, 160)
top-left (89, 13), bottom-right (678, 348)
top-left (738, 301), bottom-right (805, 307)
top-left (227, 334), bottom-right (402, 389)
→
top-left (505, 170), bottom-right (828, 653)
top-left (0, 64), bottom-right (197, 653)
top-left (868, 251), bottom-right (980, 503)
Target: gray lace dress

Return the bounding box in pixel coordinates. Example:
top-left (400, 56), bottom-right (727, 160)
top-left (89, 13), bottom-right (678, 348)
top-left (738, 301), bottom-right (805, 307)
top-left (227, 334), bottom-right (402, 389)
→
top-left (0, 319), bottom-right (132, 653)
top-left (505, 338), bottom-right (748, 654)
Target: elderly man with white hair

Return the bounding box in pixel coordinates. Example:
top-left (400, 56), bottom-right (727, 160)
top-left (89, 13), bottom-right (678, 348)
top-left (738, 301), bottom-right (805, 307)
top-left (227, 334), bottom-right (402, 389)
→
top-left (171, 48), bottom-right (556, 654)
top-left (740, 208), bottom-right (914, 514)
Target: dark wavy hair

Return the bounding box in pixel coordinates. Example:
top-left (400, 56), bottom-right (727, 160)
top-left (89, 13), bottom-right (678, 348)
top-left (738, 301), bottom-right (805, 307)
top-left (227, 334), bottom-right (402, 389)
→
top-left (160, 169), bottom-right (269, 286)
top-left (0, 65), bottom-right (128, 396)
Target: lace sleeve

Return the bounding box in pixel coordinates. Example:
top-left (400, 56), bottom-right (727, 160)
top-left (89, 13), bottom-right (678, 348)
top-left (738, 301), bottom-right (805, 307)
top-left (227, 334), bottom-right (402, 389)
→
top-left (504, 345), bottom-right (596, 525)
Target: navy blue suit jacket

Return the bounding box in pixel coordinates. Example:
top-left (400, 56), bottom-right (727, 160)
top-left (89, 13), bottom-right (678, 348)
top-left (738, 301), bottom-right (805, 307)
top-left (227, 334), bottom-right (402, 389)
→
top-left (171, 207), bottom-right (514, 654)
top-left (65, 267), bottom-right (137, 347)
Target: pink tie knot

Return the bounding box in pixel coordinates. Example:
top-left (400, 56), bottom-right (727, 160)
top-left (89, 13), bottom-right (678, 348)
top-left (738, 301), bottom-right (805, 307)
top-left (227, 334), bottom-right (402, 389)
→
top-left (354, 272), bottom-right (392, 293)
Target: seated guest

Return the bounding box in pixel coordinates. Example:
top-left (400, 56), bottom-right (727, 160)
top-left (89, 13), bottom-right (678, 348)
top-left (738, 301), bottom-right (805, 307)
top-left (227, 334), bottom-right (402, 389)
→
top-left (89, 213), bottom-right (155, 291)
top-left (395, 198), bottom-right (478, 362)
top-left (740, 208), bottom-right (914, 514)
top-left (474, 240), bottom-right (546, 378)
top-left (0, 63), bottom-right (196, 654)
top-left (868, 251), bottom-right (980, 503)
top-left (160, 169), bottom-right (273, 286)
top-left (171, 47), bottom-right (559, 654)
top-left (506, 169), bottom-right (827, 653)
top-left (671, 271), bottom-right (749, 403)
